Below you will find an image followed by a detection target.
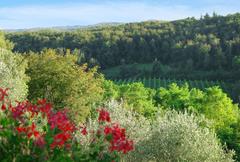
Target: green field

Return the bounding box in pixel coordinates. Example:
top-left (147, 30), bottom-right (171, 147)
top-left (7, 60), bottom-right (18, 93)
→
top-left (102, 63), bottom-right (155, 78)
top-left (114, 77), bottom-right (229, 92)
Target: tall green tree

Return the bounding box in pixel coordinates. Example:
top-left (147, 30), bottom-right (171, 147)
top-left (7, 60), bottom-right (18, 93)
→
top-left (0, 31), bottom-right (13, 50)
top-left (26, 49), bottom-right (104, 121)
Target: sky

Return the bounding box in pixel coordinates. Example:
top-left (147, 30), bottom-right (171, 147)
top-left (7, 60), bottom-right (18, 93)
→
top-left (0, 0), bottom-right (240, 29)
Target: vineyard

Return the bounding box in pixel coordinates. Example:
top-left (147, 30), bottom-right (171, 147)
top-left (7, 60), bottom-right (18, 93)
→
top-left (114, 78), bottom-right (229, 92)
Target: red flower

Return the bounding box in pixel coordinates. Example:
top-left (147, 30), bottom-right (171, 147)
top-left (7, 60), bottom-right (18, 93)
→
top-left (98, 109), bottom-right (111, 122)
top-left (104, 126), bottom-right (112, 135)
top-left (0, 88), bottom-right (8, 101)
top-left (33, 131), bottom-right (40, 138)
top-left (16, 123), bottom-right (40, 139)
top-left (48, 110), bottom-right (74, 131)
top-left (81, 127), bottom-right (88, 135)
top-left (37, 99), bottom-right (47, 105)
top-left (38, 99), bottom-right (52, 117)
top-left (16, 126), bottom-right (27, 133)
top-left (0, 87), bottom-right (79, 153)
top-left (1, 104), bottom-right (6, 111)
top-left (104, 124), bottom-right (134, 154)
top-left (0, 86), bottom-right (134, 157)
top-left (27, 132), bottom-right (33, 138)
top-left (50, 132), bottom-right (72, 149)
top-left (11, 101), bottom-right (29, 119)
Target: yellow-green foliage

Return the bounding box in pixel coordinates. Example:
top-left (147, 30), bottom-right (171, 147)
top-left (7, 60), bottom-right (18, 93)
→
top-left (156, 83), bottom-right (240, 160)
top-left (103, 81), bottom-right (157, 118)
top-left (0, 32), bottom-right (14, 50)
top-left (156, 83), bottom-right (239, 132)
top-left (201, 87), bottom-right (239, 133)
top-left (102, 80), bottom-right (119, 100)
top-left (26, 49), bottom-right (104, 121)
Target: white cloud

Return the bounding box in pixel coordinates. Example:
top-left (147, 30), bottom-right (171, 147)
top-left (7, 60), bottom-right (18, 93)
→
top-left (0, 1), bottom-right (239, 29)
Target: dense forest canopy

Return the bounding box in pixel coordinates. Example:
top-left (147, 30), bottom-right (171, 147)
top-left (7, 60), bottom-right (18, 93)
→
top-left (6, 13), bottom-right (240, 78)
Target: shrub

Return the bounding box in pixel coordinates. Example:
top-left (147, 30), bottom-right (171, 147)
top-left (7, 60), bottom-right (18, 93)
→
top-left (155, 83), bottom-right (193, 111)
top-left (156, 84), bottom-right (239, 129)
top-left (201, 87), bottom-right (239, 133)
top-left (156, 83), bottom-right (240, 160)
top-left (0, 49), bottom-right (29, 101)
top-left (102, 80), bottom-right (119, 101)
top-left (0, 88), bottom-right (134, 162)
top-left (26, 49), bottom-right (104, 121)
top-left (79, 101), bottom-right (151, 145)
top-left (77, 100), bottom-right (152, 161)
top-left (128, 111), bottom-right (234, 162)
top-left (119, 82), bottom-right (156, 117)
top-left (104, 101), bottom-right (152, 144)
top-left (103, 81), bottom-right (157, 118)
top-left (0, 31), bottom-right (14, 50)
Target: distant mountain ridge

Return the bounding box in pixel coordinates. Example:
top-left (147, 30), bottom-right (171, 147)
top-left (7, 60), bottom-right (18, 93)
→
top-left (4, 22), bottom-right (124, 32)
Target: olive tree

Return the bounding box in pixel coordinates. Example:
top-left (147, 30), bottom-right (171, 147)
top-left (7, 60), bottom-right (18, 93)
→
top-left (0, 49), bottom-right (28, 101)
top-left (128, 111), bottom-right (234, 162)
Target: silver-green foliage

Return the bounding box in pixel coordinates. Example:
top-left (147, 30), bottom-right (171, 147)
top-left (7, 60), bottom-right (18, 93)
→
top-left (0, 49), bottom-right (28, 101)
top-left (78, 101), bottom-right (234, 162)
top-left (104, 100), bottom-right (152, 144)
top-left (128, 111), bottom-right (234, 162)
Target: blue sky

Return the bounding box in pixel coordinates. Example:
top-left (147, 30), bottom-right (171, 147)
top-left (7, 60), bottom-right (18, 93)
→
top-left (0, 0), bottom-right (240, 29)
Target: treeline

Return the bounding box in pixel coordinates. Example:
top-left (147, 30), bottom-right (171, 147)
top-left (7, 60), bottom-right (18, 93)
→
top-left (103, 81), bottom-right (240, 161)
top-left (6, 13), bottom-right (240, 79)
top-left (1, 32), bottom-right (239, 161)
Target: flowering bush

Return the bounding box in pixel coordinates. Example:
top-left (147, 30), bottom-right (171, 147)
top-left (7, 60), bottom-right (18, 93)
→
top-left (74, 108), bottom-right (134, 161)
top-left (77, 100), bottom-right (151, 161)
top-left (0, 88), bottom-right (133, 162)
top-left (104, 101), bottom-right (151, 144)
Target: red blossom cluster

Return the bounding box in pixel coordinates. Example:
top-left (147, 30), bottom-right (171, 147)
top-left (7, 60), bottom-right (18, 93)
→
top-left (0, 88), bottom-right (8, 111)
top-left (0, 88), bottom-right (134, 161)
top-left (0, 88), bottom-right (76, 150)
top-left (0, 88), bottom-right (8, 101)
top-left (104, 124), bottom-right (134, 154)
top-left (81, 126), bottom-right (88, 135)
top-left (98, 108), bottom-right (111, 122)
top-left (49, 110), bottom-right (76, 149)
top-left (16, 123), bottom-right (40, 139)
top-left (95, 108), bottom-right (134, 154)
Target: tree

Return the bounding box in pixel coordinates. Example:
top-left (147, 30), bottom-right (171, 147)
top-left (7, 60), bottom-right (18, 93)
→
top-left (233, 56), bottom-right (240, 69)
top-left (0, 31), bottom-right (13, 50)
top-left (155, 83), bottom-right (240, 161)
top-left (201, 87), bottom-right (239, 133)
top-left (129, 111), bottom-right (234, 162)
top-left (155, 83), bottom-right (191, 111)
top-left (26, 49), bottom-right (104, 121)
top-left (6, 13), bottom-right (240, 81)
top-left (152, 59), bottom-right (164, 76)
top-left (118, 83), bottom-right (157, 117)
top-left (102, 80), bottom-right (119, 101)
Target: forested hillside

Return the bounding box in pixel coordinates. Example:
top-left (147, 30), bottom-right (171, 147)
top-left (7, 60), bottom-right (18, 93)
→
top-left (6, 13), bottom-right (240, 80)
top-left (2, 10), bottom-right (240, 161)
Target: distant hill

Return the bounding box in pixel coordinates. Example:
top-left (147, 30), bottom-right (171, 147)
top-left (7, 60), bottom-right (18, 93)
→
top-left (4, 22), bottom-right (124, 32)
top-left (6, 13), bottom-right (240, 81)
